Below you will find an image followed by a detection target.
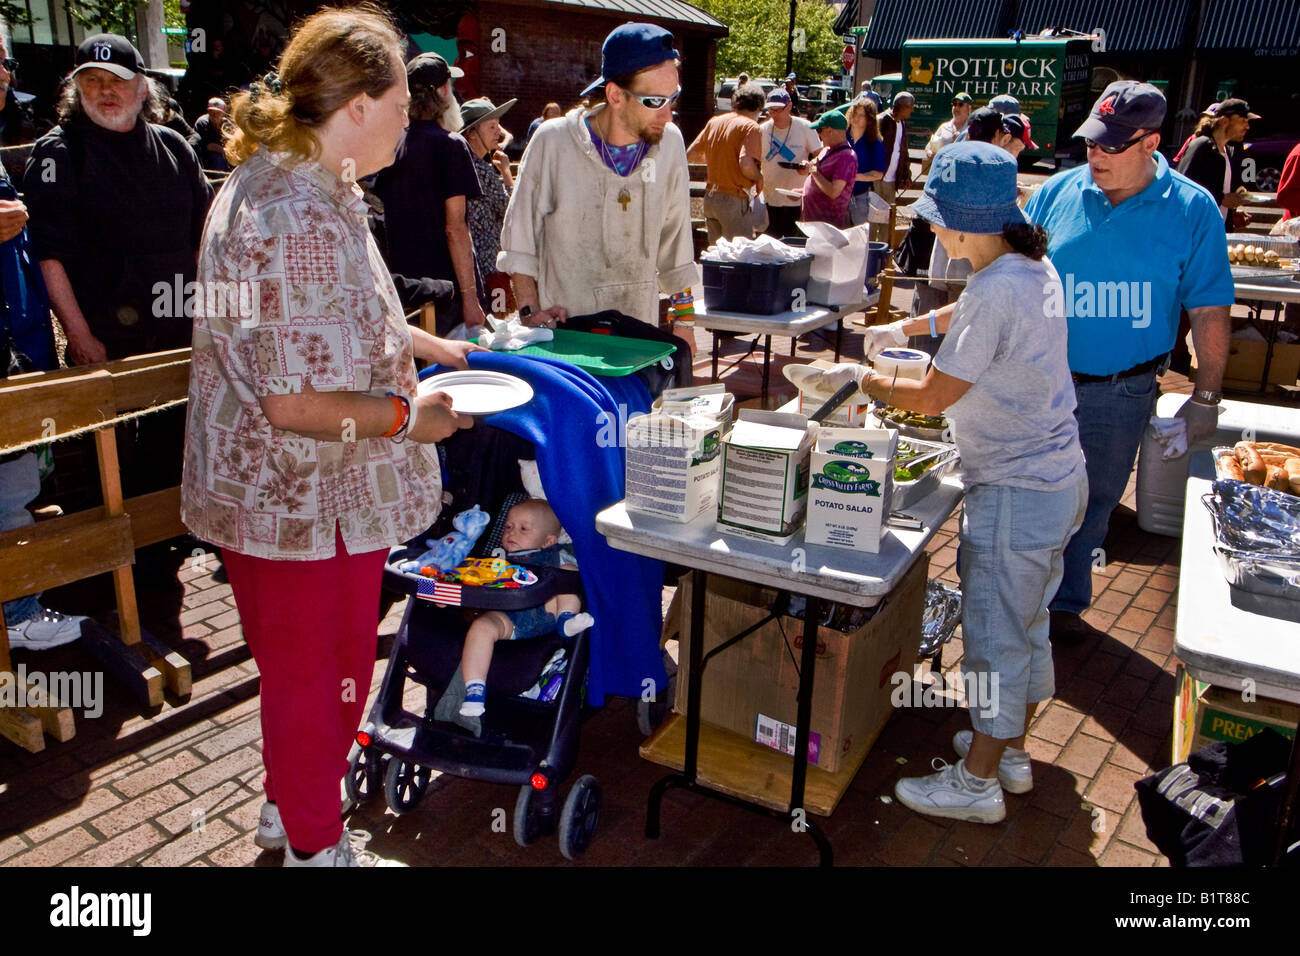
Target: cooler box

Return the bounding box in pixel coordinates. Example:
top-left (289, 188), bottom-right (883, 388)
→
top-left (700, 254), bottom-right (813, 315)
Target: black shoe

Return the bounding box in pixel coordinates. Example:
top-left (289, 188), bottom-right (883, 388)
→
top-left (1049, 610), bottom-right (1105, 644)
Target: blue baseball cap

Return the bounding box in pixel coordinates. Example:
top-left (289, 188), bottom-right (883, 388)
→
top-left (1074, 80), bottom-right (1166, 147)
top-left (988, 93), bottom-right (1021, 115)
top-left (581, 23), bottom-right (679, 97)
top-left (909, 141), bottom-right (1029, 235)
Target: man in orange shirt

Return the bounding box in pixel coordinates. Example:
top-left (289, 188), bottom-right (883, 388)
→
top-left (687, 82), bottom-right (763, 243)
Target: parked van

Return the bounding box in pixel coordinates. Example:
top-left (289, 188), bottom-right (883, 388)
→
top-left (715, 76), bottom-right (776, 113)
top-left (900, 37), bottom-right (1094, 166)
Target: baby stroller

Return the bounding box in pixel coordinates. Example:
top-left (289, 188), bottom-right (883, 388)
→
top-left (347, 352), bottom-right (669, 859)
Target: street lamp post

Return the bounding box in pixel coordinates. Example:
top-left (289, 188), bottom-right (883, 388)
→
top-left (785, 0), bottom-right (796, 76)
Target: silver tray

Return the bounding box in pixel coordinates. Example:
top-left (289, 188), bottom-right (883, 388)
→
top-left (872, 408), bottom-right (950, 441)
top-left (893, 437), bottom-right (959, 510)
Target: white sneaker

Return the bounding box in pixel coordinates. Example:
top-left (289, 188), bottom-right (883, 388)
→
top-left (894, 758), bottom-right (1006, 824)
top-left (283, 829), bottom-right (407, 867)
top-left (7, 609), bottom-right (87, 651)
top-left (952, 730), bottom-right (1034, 794)
top-left (254, 802), bottom-right (286, 850)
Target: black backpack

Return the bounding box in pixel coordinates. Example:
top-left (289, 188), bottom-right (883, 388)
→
top-left (894, 217), bottom-right (935, 277)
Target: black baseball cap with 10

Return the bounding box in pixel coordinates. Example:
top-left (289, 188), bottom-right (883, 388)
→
top-left (1074, 80), bottom-right (1166, 148)
top-left (581, 23), bottom-right (679, 97)
top-left (72, 34), bottom-right (144, 81)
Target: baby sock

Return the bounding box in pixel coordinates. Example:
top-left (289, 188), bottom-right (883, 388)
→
top-left (556, 611), bottom-right (594, 637)
top-left (460, 681), bottom-right (486, 718)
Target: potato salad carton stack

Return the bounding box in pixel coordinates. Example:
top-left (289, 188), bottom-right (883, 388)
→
top-left (716, 410), bottom-right (817, 544)
top-left (624, 387), bottom-right (731, 523)
top-left (805, 427), bottom-right (897, 553)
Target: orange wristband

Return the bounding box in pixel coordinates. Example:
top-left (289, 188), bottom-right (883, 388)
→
top-left (380, 395), bottom-right (405, 438)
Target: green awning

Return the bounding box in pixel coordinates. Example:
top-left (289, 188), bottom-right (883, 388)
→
top-left (1015, 0), bottom-right (1195, 53)
top-left (1195, 0), bottom-right (1300, 55)
top-left (861, 0), bottom-right (1015, 58)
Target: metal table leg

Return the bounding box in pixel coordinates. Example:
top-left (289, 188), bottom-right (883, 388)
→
top-left (711, 332), bottom-right (720, 382)
top-left (762, 334), bottom-right (772, 405)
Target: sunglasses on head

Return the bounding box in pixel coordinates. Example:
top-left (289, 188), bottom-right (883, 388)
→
top-left (622, 86), bottom-right (680, 110)
top-left (1084, 131), bottom-right (1149, 154)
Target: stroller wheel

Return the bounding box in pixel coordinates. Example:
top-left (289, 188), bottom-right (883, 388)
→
top-left (383, 759), bottom-right (431, 814)
top-left (512, 784), bottom-right (555, 848)
top-left (345, 747), bottom-right (386, 805)
top-left (635, 672), bottom-right (676, 737)
top-left (558, 775), bottom-right (602, 860)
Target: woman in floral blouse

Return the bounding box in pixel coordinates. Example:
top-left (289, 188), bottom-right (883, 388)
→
top-left (181, 7), bottom-right (477, 867)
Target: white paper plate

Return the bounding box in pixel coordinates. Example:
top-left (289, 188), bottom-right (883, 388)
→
top-left (774, 186), bottom-right (804, 199)
top-left (417, 370), bottom-right (534, 415)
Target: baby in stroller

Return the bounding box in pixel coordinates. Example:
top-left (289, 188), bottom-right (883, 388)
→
top-left (459, 498), bottom-right (594, 718)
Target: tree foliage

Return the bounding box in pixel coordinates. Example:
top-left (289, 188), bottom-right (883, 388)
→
top-left (65, 0), bottom-right (140, 39)
top-left (694, 0), bottom-right (844, 82)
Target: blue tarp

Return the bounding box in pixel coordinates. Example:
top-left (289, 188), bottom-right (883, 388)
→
top-left (422, 353), bottom-right (667, 706)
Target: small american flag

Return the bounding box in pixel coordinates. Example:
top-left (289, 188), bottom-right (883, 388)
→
top-left (416, 579), bottom-right (462, 605)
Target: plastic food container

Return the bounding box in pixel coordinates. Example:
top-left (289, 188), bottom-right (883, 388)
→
top-left (872, 347), bottom-right (931, 382)
top-left (700, 254), bottom-right (814, 315)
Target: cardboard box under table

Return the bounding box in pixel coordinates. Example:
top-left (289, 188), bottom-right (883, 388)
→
top-left (671, 553), bottom-right (927, 780)
top-left (1173, 665), bottom-right (1299, 764)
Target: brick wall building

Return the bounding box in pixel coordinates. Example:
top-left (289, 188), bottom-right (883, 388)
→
top-left (475, 0), bottom-right (724, 144)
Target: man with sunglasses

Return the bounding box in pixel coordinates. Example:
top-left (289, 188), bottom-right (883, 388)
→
top-left (499, 23), bottom-right (696, 350)
top-left (1022, 80), bottom-right (1233, 643)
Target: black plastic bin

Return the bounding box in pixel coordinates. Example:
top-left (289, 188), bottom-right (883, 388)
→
top-left (700, 253), bottom-right (814, 315)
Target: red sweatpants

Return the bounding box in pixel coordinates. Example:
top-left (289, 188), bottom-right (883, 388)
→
top-left (222, 529), bottom-right (386, 854)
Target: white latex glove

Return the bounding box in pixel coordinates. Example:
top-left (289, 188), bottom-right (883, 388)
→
top-left (861, 321), bottom-right (908, 360)
top-left (808, 363), bottom-right (875, 396)
top-left (1175, 397), bottom-right (1221, 446)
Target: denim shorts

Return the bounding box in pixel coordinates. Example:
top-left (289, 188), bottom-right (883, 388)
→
top-left (507, 606), bottom-right (556, 641)
top-left (958, 471), bottom-right (1088, 738)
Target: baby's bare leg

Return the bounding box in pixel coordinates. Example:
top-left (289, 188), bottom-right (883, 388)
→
top-left (545, 593), bottom-right (582, 616)
top-left (462, 611), bottom-right (514, 685)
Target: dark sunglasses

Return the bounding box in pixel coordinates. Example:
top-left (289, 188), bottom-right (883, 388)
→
top-left (1084, 132), bottom-right (1149, 154)
top-left (2, 58), bottom-right (17, 73)
top-left (622, 86), bottom-right (680, 110)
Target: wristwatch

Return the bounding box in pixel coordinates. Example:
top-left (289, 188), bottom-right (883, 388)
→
top-left (1191, 388), bottom-right (1222, 405)
top-left (519, 304), bottom-right (535, 319)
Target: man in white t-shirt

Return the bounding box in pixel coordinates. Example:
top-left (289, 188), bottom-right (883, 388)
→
top-left (757, 88), bottom-right (820, 237)
top-left (877, 91), bottom-right (914, 205)
top-left (922, 91), bottom-right (972, 173)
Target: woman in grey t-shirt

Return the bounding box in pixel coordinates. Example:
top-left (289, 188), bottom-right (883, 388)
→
top-left (816, 141), bottom-right (1086, 824)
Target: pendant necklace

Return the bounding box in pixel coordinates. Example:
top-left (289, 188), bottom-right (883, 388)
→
top-left (594, 114), bottom-right (645, 211)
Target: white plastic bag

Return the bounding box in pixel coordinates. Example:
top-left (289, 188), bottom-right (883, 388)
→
top-left (867, 191), bottom-right (890, 224)
top-left (751, 192), bottom-right (769, 235)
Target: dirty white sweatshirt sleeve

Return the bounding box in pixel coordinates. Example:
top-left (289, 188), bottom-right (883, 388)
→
top-left (496, 133), bottom-right (550, 280)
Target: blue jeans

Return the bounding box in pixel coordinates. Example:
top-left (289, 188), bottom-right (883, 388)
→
top-left (1050, 370), bottom-right (1159, 615)
top-left (960, 473), bottom-right (1088, 738)
top-left (0, 452), bottom-right (42, 626)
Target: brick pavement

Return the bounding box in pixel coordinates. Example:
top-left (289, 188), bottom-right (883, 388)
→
top-left (0, 299), bottom-right (1215, 868)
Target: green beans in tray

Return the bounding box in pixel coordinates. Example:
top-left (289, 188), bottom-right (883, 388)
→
top-left (881, 405), bottom-right (948, 431)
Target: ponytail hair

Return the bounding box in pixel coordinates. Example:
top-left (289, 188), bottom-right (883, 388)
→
top-left (225, 4), bottom-right (403, 167)
top-left (1002, 222), bottom-right (1048, 260)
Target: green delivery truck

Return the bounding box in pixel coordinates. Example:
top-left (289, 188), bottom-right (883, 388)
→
top-left (901, 37), bottom-right (1094, 166)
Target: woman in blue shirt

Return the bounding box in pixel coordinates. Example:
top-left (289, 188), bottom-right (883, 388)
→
top-left (845, 98), bottom-right (887, 226)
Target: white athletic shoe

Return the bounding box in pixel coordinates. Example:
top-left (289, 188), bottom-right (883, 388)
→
top-left (283, 829), bottom-right (407, 867)
top-left (952, 730), bottom-right (1034, 794)
top-left (254, 802), bottom-right (286, 850)
top-left (894, 758), bottom-right (1006, 824)
top-left (7, 609), bottom-right (87, 651)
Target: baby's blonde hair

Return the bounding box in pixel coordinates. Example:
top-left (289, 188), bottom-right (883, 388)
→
top-left (509, 498), bottom-right (561, 538)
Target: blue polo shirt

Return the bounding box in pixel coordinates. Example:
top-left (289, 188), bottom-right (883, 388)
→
top-left (1024, 152), bottom-right (1233, 376)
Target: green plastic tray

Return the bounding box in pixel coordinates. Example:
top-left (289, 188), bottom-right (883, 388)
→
top-left (472, 329), bottom-right (674, 376)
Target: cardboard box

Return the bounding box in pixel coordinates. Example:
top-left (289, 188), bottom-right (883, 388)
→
top-left (806, 427), bottom-right (896, 553)
top-left (652, 383), bottom-right (736, 430)
top-left (1193, 337), bottom-right (1300, 391)
top-left (625, 410), bottom-right (725, 523)
top-left (1172, 664), bottom-right (1299, 764)
top-left (672, 553), bottom-right (928, 773)
top-left (717, 410), bottom-right (816, 543)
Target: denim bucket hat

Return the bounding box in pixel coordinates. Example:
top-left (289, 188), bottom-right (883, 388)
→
top-left (909, 140), bottom-right (1028, 235)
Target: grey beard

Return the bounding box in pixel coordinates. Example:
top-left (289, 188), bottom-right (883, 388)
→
top-left (442, 99), bottom-right (464, 133)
